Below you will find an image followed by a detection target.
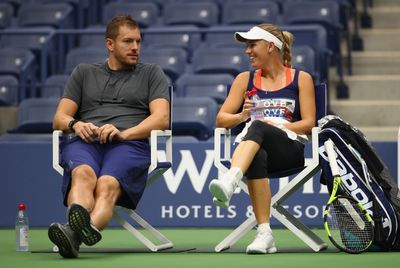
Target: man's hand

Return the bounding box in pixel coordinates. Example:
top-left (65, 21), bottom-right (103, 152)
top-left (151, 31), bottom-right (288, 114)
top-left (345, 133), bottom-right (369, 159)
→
top-left (73, 122), bottom-right (99, 143)
top-left (97, 124), bottom-right (126, 144)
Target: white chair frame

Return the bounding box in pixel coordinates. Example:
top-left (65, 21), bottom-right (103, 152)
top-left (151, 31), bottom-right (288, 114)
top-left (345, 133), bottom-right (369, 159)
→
top-left (214, 127), bottom-right (327, 252)
top-left (52, 129), bottom-right (173, 252)
top-left (213, 84), bottom-right (329, 252)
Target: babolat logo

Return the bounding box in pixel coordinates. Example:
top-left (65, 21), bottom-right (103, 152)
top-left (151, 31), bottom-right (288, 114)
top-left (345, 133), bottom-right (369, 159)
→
top-left (319, 144), bottom-right (392, 233)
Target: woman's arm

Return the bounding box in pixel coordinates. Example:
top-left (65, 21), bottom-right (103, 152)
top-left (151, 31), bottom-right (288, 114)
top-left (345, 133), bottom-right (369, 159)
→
top-left (216, 72), bottom-right (252, 129)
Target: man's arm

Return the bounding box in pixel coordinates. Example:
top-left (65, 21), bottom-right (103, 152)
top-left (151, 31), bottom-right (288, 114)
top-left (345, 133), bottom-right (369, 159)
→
top-left (53, 98), bottom-right (79, 131)
top-left (98, 98), bottom-right (170, 143)
top-left (53, 98), bottom-right (99, 143)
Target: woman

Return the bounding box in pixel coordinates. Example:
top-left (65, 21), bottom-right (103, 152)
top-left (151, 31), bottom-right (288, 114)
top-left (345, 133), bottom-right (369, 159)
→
top-left (208, 23), bottom-right (316, 254)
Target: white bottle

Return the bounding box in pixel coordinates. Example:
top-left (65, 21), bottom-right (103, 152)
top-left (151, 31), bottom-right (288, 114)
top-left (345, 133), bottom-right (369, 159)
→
top-left (250, 93), bottom-right (264, 121)
top-left (16, 203), bottom-right (29, 252)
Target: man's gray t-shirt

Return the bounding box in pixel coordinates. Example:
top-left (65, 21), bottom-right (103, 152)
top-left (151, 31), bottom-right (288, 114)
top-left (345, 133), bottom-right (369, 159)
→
top-left (63, 62), bottom-right (169, 130)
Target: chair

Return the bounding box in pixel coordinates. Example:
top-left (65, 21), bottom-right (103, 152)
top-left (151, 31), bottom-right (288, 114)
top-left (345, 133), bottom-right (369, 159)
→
top-left (64, 47), bottom-right (107, 74)
top-left (17, 3), bottom-right (75, 72)
top-left (291, 45), bottom-right (318, 84)
top-left (102, 2), bottom-right (159, 28)
top-left (283, 24), bottom-right (329, 85)
top-left (0, 75), bottom-right (18, 106)
top-left (175, 73), bottom-right (234, 104)
top-left (140, 47), bottom-right (187, 82)
top-left (204, 25), bottom-right (248, 49)
top-left (78, 25), bottom-right (106, 48)
top-left (143, 26), bottom-right (202, 56)
top-left (52, 86), bottom-right (174, 252)
top-left (0, 47), bottom-right (36, 101)
top-left (192, 47), bottom-right (250, 76)
top-left (117, 0), bottom-right (164, 12)
top-left (8, 97), bottom-right (58, 134)
top-left (221, 1), bottom-right (280, 25)
top-left (0, 27), bottom-right (57, 85)
top-left (0, 3), bottom-right (13, 29)
top-left (213, 83), bottom-right (328, 252)
top-left (163, 1), bottom-right (219, 27)
top-left (34, 0), bottom-right (90, 28)
top-left (282, 1), bottom-right (349, 98)
top-left (16, 3), bottom-right (74, 29)
top-left (41, 74), bottom-right (69, 98)
top-left (173, 97), bottom-right (218, 140)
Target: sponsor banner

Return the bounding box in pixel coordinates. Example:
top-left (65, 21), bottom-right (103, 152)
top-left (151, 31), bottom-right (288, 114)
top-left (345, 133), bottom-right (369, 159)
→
top-left (0, 140), bottom-right (396, 227)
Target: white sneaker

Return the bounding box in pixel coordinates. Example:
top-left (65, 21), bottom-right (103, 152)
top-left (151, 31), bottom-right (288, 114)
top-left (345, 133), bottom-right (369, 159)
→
top-left (246, 231), bottom-right (277, 254)
top-left (209, 178), bottom-right (237, 203)
top-left (212, 197), bottom-right (229, 208)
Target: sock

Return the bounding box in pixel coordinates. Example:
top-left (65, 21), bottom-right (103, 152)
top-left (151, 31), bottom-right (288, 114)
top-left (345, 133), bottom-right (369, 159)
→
top-left (223, 166), bottom-right (243, 181)
top-left (257, 223), bottom-right (272, 234)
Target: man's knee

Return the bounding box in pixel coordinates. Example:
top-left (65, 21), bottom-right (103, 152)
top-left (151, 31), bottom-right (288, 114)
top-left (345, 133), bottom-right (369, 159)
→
top-left (95, 176), bottom-right (121, 200)
top-left (72, 164), bottom-right (95, 177)
top-left (71, 165), bottom-right (97, 186)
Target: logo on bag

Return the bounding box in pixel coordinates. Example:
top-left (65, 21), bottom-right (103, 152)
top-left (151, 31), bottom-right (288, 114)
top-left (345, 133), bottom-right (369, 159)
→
top-left (319, 144), bottom-right (393, 234)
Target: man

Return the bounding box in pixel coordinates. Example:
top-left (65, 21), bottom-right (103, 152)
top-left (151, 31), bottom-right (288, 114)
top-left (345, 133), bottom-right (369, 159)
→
top-left (48, 15), bottom-right (170, 258)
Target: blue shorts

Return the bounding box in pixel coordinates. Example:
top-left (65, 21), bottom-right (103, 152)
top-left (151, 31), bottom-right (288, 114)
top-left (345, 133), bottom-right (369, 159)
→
top-left (60, 137), bottom-right (151, 210)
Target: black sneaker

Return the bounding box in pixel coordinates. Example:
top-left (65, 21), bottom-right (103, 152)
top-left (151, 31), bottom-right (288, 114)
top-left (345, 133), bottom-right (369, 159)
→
top-left (48, 223), bottom-right (80, 258)
top-left (67, 203), bottom-right (102, 246)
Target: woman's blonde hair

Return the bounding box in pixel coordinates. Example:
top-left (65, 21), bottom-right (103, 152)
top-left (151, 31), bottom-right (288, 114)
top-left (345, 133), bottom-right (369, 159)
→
top-left (257, 23), bottom-right (294, 67)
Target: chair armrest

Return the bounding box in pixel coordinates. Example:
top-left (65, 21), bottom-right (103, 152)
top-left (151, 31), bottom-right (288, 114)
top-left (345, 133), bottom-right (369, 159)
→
top-left (149, 129), bottom-right (172, 174)
top-left (52, 130), bottom-right (63, 175)
top-left (214, 127), bottom-right (231, 173)
top-left (311, 126), bottom-right (321, 162)
top-left (53, 129), bottom-right (173, 177)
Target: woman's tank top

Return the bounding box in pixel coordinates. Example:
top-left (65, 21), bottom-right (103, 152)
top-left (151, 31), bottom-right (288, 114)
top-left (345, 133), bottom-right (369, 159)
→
top-left (247, 68), bottom-right (301, 123)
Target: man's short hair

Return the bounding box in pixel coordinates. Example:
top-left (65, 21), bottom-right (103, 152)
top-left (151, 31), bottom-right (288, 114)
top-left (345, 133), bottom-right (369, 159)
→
top-left (106, 15), bottom-right (140, 40)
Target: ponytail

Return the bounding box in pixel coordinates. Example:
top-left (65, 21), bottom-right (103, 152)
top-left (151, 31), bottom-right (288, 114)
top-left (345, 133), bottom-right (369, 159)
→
top-left (281, 31), bottom-right (294, 68)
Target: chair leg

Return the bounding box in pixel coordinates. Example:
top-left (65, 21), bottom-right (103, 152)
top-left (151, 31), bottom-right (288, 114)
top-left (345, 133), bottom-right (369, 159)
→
top-left (271, 205), bottom-right (327, 252)
top-left (214, 162), bottom-right (328, 252)
top-left (214, 215), bottom-right (257, 252)
top-left (113, 207), bottom-right (173, 252)
top-left (271, 163), bottom-right (327, 252)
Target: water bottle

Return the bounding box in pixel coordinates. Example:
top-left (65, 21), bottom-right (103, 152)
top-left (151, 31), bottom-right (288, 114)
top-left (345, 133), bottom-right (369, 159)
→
top-left (16, 203), bottom-right (29, 252)
top-left (246, 89), bottom-right (264, 121)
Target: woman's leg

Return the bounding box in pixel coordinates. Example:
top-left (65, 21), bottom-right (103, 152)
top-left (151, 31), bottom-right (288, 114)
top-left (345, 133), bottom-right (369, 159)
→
top-left (247, 178), bottom-right (271, 224)
top-left (209, 122), bottom-right (267, 206)
top-left (209, 140), bottom-right (261, 205)
top-left (246, 178), bottom-right (277, 254)
top-left (230, 140), bottom-right (261, 173)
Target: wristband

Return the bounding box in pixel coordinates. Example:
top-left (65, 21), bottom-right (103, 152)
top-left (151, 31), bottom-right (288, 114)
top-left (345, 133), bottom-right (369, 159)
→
top-left (68, 119), bottom-right (79, 131)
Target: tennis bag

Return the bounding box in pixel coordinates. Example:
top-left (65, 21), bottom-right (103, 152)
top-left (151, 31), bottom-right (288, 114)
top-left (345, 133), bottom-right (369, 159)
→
top-left (318, 116), bottom-right (400, 251)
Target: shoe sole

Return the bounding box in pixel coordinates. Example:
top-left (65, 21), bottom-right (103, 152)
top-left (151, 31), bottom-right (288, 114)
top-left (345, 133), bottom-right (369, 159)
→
top-left (213, 197), bottom-right (229, 208)
top-left (246, 246), bottom-right (277, 254)
top-left (209, 181), bottom-right (230, 202)
top-left (48, 224), bottom-right (78, 258)
top-left (68, 204), bottom-right (102, 246)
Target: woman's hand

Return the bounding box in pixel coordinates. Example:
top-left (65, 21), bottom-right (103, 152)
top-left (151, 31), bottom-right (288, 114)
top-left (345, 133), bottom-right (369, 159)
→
top-left (239, 97), bottom-right (253, 122)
